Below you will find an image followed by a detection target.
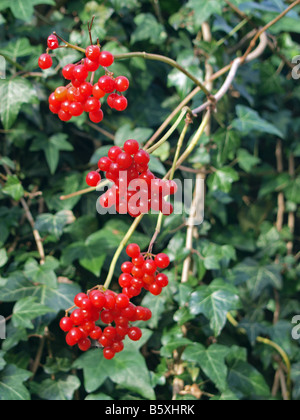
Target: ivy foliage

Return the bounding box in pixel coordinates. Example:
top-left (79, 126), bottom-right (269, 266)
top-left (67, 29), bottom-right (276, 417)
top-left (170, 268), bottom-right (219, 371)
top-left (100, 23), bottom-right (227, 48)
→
top-left (0, 0), bottom-right (299, 401)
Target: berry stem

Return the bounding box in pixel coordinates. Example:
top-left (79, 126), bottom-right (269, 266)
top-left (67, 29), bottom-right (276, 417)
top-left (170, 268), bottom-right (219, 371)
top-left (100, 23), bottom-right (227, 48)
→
top-left (103, 214), bottom-right (144, 290)
top-left (164, 110), bottom-right (211, 179)
top-left (114, 52), bottom-right (213, 99)
top-left (60, 180), bottom-right (110, 201)
top-left (145, 107), bottom-right (190, 154)
top-left (52, 32), bottom-right (85, 54)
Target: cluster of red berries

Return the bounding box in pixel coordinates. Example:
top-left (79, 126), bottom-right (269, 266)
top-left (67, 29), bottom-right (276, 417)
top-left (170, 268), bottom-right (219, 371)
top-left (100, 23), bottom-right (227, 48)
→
top-left (86, 139), bottom-right (177, 217)
top-left (60, 243), bottom-right (170, 360)
top-left (119, 243), bottom-right (170, 298)
top-left (38, 34), bottom-right (129, 123)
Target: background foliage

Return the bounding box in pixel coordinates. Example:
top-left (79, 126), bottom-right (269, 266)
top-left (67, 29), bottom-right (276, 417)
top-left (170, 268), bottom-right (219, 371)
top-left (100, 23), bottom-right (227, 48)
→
top-left (0, 0), bottom-right (299, 401)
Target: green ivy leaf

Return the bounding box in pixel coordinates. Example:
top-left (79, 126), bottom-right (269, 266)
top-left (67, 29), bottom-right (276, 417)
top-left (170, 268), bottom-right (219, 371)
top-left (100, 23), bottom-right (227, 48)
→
top-left (2, 175), bottom-right (24, 201)
top-left (131, 13), bottom-right (167, 45)
top-left (182, 343), bottom-right (230, 391)
top-left (35, 210), bottom-right (75, 239)
top-left (0, 365), bottom-right (32, 400)
top-left (190, 279), bottom-right (240, 336)
top-left (24, 257), bottom-right (58, 288)
top-left (32, 375), bottom-right (80, 401)
top-left (207, 167), bottom-right (239, 193)
top-left (0, 0), bottom-right (55, 21)
top-left (0, 79), bottom-right (37, 129)
top-left (12, 296), bottom-right (54, 329)
top-left (232, 105), bottom-right (284, 138)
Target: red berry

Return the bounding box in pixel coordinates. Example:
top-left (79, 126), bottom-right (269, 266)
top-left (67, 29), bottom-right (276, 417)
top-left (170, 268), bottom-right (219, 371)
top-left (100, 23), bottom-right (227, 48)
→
top-left (98, 156), bottom-right (112, 172)
top-left (78, 338), bottom-right (91, 351)
top-left (47, 34), bottom-right (59, 50)
top-left (115, 293), bottom-right (130, 309)
top-left (89, 109), bottom-right (104, 124)
top-left (38, 53), bottom-right (53, 70)
top-left (124, 139), bottom-right (140, 155)
top-left (85, 45), bottom-right (101, 61)
top-left (69, 101), bottom-right (84, 117)
top-left (103, 326), bottom-right (117, 340)
top-left (101, 310), bottom-right (114, 324)
top-left (149, 283), bottom-right (163, 296)
top-left (89, 326), bottom-right (102, 340)
top-left (55, 86), bottom-right (68, 102)
top-left (84, 97), bottom-right (100, 113)
top-left (103, 347), bottom-right (115, 360)
top-left (114, 76), bottom-right (130, 92)
top-left (66, 328), bottom-right (83, 346)
top-left (155, 273), bottom-right (169, 288)
top-left (59, 317), bottom-right (73, 332)
top-left (73, 64), bottom-right (89, 81)
top-left (74, 293), bottom-right (88, 307)
top-left (107, 93), bottom-right (118, 109)
top-left (128, 327), bottom-right (142, 341)
top-left (134, 150), bottom-right (150, 166)
top-left (104, 293), bottom-right (116, 310)
top-left (108, 146), bottom-right (123, 162)
top-left (84, 57), bottom-right (100, 72)
top-left (98, 75), bottom-right (115, 93)
top-left (80, 82), bottom-right (93, 97)
top-left (116, 152), bottom-right (133, 170)
top-left (114, 95), bottom-right (128, 112)
top-left (155, 253), bottom-right (170, 269)
top-left (70, 309), bottom-right (85, 325)
top-left (99, 335), bottom-right (112, 348)
top-left (86, 171), bottom-right (101, 187)
top-left (112, 340), bottom-right (124, 353)
top-left (93, 83), bottom-right (106, 99)
top-left (58, 109), bottom-right (72, 122)
top-left (143, 260), bottom-right (157, 275)
top-left (99, 51), bottom-right (114, 67)
top-left (89, 290), bottom-right (106, 309)
top-left (62, 63), bottom-right (75, 80)
top-left (121, 262), bottom-right (134, 274)
top-left (126, 243), bottom-right (141, 258)
top-left (143, 273), bottom-right (155, 285)
top-left (119, 273), bottom-right (132, 288)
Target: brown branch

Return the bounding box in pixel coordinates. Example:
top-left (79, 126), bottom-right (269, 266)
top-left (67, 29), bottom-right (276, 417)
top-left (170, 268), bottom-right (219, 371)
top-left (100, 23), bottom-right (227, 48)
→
top-left (275, 140), bottom-right (285, 232)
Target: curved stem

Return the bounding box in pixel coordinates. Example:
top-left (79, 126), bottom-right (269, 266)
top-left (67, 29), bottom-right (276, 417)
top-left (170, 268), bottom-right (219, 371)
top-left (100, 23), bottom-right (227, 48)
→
top-left (114, 52), bottom-right (212, 99)
top-left (145, 107), bottom-right (189, 153)
top-left (103, 214), bottom-right (144, 290)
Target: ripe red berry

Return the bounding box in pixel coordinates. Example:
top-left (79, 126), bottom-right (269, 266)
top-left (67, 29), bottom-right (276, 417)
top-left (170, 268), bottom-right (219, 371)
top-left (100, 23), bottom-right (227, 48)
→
top-left (99, 51), bottom-right (114, 67)
top-left (119, 273), bottom-right (132, 288)
top-left (107, 93), bottom-right (118, 109)
top-left (98, 156), bottom-right (112, 172)
top-left (114, 76), bottom-right (130, 92)
top-left (69, 101), bottom-right (84, 117)
top-left (78, 338), bottom-right (92, 352)
top-left (103, 347), bottom-right (115, 360)
top-left (108, 146), bottom-right (123, 162)
top-left (38, 53), bottom-right (53, 70)
top-left (73, 64), bottom-right (89, 81)
top-left (149, 283), bottom-right (163, 296)
top-left (84, 57), bottom-right (100, 72)
top-left (85, 45), bottom-right (101, 61)
top-left (89, 326), bottom-right (102, 340)
top-left (66, 328), bottom-right (83, 346)
top-left (47, 34), bottom-right (59, 50)
top-left (86, 171), bottom-right (101, 187)
top-left (134, 150), bottom-right (150, 166)
top-left (70, 309), bottom-right (85, 325)
top-left (101, 310), bottom-right (114, 324)
top-left (74, 293), bottom-right (88, 307)
top-left (143, 260), bottom-right (157, 275)
top-left (128, 327), bottom-right (142, 341)
top-left (55, 86), bottom-right (68, 102)
top-left (121, 262), bottom-right (134, 274)
top-left (114, 95), bottom-right (128, 112)
top-left (115, 293), bottom-right (130, 309)
top-left (124, 139), bottom-right (140, 155)
top-left (98, 75), bottom-right (115, 93)
top-left (58, 109), bottom-right (72, 122)
top-left (116, 152), bottom-right (133, 170)
top-left (126, 243), bottom-right (141, 258)
top-left (89, 290), bottom-right (106, 309)
top-left (93, 83), bottom-right (106, 99)
top-left (89, 109), bottom-right (104, 123)
top-left (84, 97), bottom-right (100, 113)
top-left (112, 340), bottom-right (124, 353)
top-left (103, 326), bottom-right (117, 340)
top-left (59, 317), bottom-right (73, 332)
top-left (155, 253), bottom-right (170, 269)
top-left (155, 273), bottom-right (169, 288)
top-left (62, 63), bottom-right (75, 80)
top-left (80, 82), bottom-right (93, 97)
